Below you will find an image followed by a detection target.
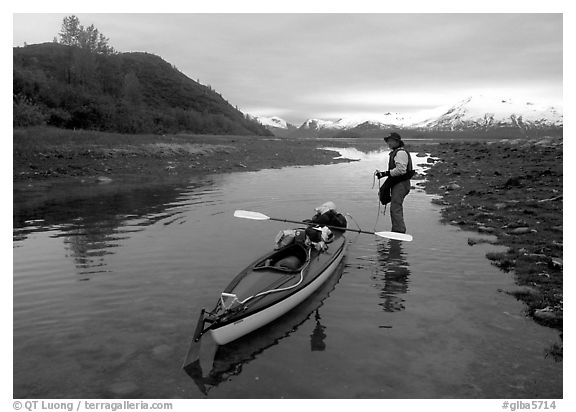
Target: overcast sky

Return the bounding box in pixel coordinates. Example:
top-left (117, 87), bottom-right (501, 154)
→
top-left (13, 13), bottom-right (563, 125)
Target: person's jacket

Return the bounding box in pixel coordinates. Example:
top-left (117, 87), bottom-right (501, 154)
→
top-left (378, 148), bottom-right (415, 205)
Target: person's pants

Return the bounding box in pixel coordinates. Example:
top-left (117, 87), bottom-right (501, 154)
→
top-left (390, 181), bottom-right (410, 233)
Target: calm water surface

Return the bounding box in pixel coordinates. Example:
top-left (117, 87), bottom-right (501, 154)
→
top-left (13, 148), bottom-right (562, 398)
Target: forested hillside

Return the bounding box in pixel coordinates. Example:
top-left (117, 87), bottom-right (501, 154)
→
top-left (13, 42), bottom-right (272, 136)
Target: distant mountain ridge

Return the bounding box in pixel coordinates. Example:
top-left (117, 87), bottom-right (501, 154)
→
top-left (267, 95), bottom-right (562, 138)
top-left (13, 42), bottom-right (272, 136)
top-left (414, 96), bottom-right (562, 131)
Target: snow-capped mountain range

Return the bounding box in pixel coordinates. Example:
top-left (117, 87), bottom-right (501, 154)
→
top-left (245, 114), bottom-right (297, 137)
top-left (414, 96), bottom-right (563, 130)
top-left (248, 115), bottom-right (291, 129)
top-left (250, 95), bottom-right (562, 136)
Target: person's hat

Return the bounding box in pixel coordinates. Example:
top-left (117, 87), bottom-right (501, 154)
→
top-left (384, 132), bottom-right (402, 142)
top-left (314, 201), bottom-right (336, 215)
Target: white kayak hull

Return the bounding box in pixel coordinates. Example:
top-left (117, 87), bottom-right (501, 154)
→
top-left (209, 243), bottom-right (346, 345)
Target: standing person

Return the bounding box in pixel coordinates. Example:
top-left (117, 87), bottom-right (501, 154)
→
top-left (375, 132), bottom-right (415, 233)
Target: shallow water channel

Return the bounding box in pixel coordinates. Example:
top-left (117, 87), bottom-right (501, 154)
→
top-left (13, 147), bottom-right (562, 398)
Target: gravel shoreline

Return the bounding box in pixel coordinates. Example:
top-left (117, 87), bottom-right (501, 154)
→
top-left (422, 136), bottom-right (563, 354)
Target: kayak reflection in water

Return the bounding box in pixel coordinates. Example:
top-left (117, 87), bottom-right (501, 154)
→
top-left (374, 239), bottom-right (411, 312)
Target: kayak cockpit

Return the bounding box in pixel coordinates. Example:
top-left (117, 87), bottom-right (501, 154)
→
top-left (209, 243), bottom-right (311, 317)
top-left (253, 243), bottom-right (309, 273)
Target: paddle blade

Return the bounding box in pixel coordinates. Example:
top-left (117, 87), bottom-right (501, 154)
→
top-left (234, 210), bottom-right (271, 220)
top-left (182, 309), bottom-right (208, 368)
top-left (374, 231), bottom-right (413, 242)
top-left (182, 339), bottom-right (202, 369)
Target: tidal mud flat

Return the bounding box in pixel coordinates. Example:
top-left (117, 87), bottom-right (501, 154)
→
top-left (13, 127), bottom-right (351, 182)
top-left (421, 137), bottom-right (563, 353)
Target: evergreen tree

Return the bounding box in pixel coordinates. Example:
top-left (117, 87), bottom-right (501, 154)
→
top-left (97, 33), bottom-right (114, 55)
top-left (57, 15), bottom-right (115, 54)
top-left (79, 24), bottom-right (99, 51)
top-left (58, 15), bottom-right (82, 47)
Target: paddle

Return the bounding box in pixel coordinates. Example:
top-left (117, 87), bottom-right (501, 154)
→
top-left (182, 310), bottom-right (218, 371)
top-left (234, 210), bottom-right (413, 242)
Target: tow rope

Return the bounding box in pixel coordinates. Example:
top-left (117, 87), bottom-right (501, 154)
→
top-left (372, 173), bottom-right (387, 233)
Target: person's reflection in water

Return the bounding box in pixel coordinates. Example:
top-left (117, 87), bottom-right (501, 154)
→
top-left (310, 310), bottom-right (327, 351)
top-left (374, 239), bottom-right (411, 312)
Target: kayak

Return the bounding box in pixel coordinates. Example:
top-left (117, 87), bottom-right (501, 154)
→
top-left (192, 229), bottom-right (347, 345)
top-left (184, 258), bottom-right (346, 394)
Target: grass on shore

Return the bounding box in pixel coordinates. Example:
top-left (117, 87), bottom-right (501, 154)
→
top-left (13, 126), bottom-right (238, 154)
